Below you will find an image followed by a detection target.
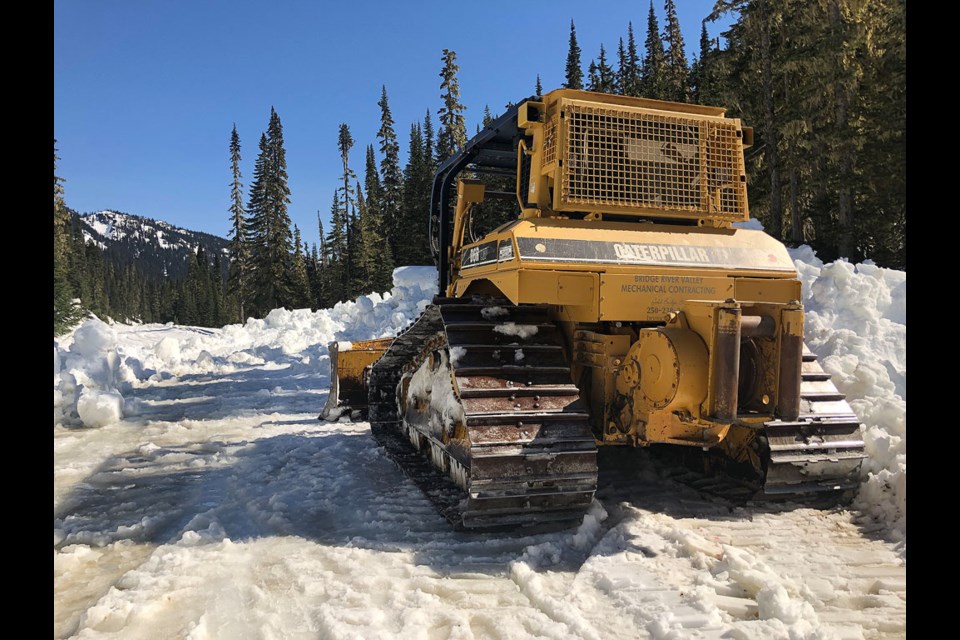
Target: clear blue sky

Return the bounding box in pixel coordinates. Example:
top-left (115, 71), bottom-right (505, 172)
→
top-left (55, 0), bottom-right (733, 248)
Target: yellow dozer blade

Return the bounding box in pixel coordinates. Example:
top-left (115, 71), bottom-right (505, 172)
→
top-left (320, 337), bottom-right (392, 420)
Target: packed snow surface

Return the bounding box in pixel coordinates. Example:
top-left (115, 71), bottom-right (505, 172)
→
top-left (54, 258), bottom-right (905, 639)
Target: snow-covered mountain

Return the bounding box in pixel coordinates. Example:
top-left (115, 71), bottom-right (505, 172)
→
top-left (72, 209), bottom-right (229, 279)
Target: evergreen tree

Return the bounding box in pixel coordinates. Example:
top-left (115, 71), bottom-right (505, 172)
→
top-left (535, 74), bottom-right (543, 97)
top-left (315, 215), bottom-right (333, 307)
top-left (398, 114), bottom-right (436, 266)
top-left (337, 124), bottom-right (356, 219)
top-left (226, 124), bottom-right (250, 321)
top-left (247, 108), bottom-right (295, 315)
top-left (423, 109), bottom-right (435, 168)
top-left (591, 44), bottom-right (616, 93)
top-left (347, 186), bottom-right (364, 297)
top-left (564, 19), bottom-right (584, 89)
top-left (325, 192), bottom-right (347, 302)
top-left (641, 0), bottom-right (668, 99)
top-left (616, 38), bottom-right (628, 94)
top-left (54, 141), bottom-right (80, 334)
top-left (364, 144), bottom-right (393, 291)
top-left (398, 122), bottom-right (425, 266)
top-left (376, 85), bottom-right (402, 275)
top-left (337, 123), bottom-right (357, 297)
top-left (364, 144), bottom-right (383, 223)
top-left (211, 253), bottom-right (225, 326)
top-left (662, 0), bottom-right (690, 102)
top-left (194, 245), bottom-right (215, 326)
top-left (290, 225), bottom-right (313, 308)
top-left (623, 22), bottom-right (642, 96)
top-left (690, 23), bottom-right (722, 105)
top-left (436, 49), bottom-right (467, 164)
top-left (586, 60), bottom-right (599, 92)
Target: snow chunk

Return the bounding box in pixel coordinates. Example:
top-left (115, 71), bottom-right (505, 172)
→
top-left (76, 389), bottom-right (124, 427)
top-left (154, 336), bottom-right (181, 365)
top-left (392, 265), bottom-right (438, 291)
top-left (481, 306), bottom-right (510, 319)
top-left (493, 323), bottom-right (539, 339)
top-left (71, 320), bottom-right (117, 358)
top-left (449, 346), bottom-right (467, 365)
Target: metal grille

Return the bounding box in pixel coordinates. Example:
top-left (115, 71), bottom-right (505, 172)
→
top-left (559, 103), bottom-right (746, 218)
top-left (542, 116), bottom-right (558, 167)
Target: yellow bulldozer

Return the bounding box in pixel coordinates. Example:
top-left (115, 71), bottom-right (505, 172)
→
top-left (322, 89), bottom-right (865, 529)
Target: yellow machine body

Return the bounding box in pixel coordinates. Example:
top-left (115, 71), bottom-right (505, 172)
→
top-left (326, 90), bottom-right (864, 522)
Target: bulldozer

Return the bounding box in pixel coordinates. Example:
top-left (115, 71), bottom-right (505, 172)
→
top-left (322, 89), bottom-right (865, 529)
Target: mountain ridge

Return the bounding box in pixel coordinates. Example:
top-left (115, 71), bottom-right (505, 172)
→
top-left (71, 209), bottom-right (230, 280)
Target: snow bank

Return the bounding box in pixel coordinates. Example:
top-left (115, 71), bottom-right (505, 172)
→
top-left (789, 246), bottom-right (906, 542)
top-left (54, 267), bottom-right (438, 428)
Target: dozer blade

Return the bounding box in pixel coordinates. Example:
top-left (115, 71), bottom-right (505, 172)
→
top-left (320, 337), bottom-right (392, 420)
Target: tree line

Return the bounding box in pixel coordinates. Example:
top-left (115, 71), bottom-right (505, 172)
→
top-left (54, 0), bottom-right (904, 334)
top-left (225, 49), bottom-right (465, 318)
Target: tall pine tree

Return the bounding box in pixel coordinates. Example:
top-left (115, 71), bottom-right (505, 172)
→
top-left (623, 22), bottom-right (642, 96)
top-left (641, 0), bottom-right (668, 99)
top-left (337, 123), bottom-right (357, 297)
top-left (54, 141), bottom-right (80, 334)
top-left (662, 0), bottom-right (690, 102)
top-left (377, 85), bottom-right (402, 276)
top-left (398, 121), bottom-right (429, 266)
top-left (564, 19), bottom-right (584, 89)
top-left (226, 124), bottom-right (250, 321)
top-left (588, 44), bottom-right (616, 93)
top-left (690, 23), bottom-right (722, 106)
top-left (362, 145), bottom-right (391, 291)
top-left (247, 108), bottom-right (295, 315)
top-left (436, 49), bottom-right (467, 165)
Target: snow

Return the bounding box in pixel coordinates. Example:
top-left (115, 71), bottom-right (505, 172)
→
top-left (789, 245), bottom-right (907, 543)
top-left (86, 214), bottom-right (116, 240)
top-left (449, 345), bottom-right (467, 365)
top-left (732, 218), bottom-right (766, 231)
top-left (54, 257), bottom-right (906, 639)
top-left (76, 389), bottom-right (124, 428)
top-left (493, 322), bottom-right (539, 339)
top-left (405, 349), bottom-right (465, 439)
top-left (481, 306), bottom-right (510, 320)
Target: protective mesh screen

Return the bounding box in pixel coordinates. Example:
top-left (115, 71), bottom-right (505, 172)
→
top-left (542, 116), bottom-right (558, 167)
top-left (559, 103), bottom-right (746, 218)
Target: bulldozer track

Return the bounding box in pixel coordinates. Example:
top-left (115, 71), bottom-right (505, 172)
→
top-left (760, 347), bottom-right (865, 495)
top-left (367, 299), bottom-right (598, 531)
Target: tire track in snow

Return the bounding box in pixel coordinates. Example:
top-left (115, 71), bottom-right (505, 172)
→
top-left (592, 448), bottom-right (906, 638)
